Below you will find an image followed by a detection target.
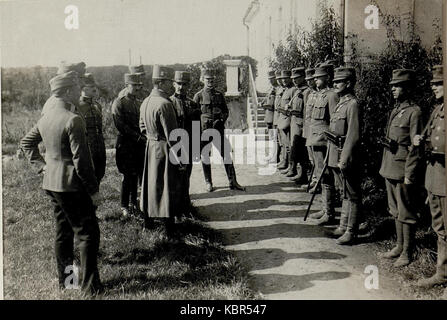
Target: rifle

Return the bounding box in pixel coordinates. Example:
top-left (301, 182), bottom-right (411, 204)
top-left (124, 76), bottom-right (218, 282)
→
top-left (304, 150), bottom-right (329, 221)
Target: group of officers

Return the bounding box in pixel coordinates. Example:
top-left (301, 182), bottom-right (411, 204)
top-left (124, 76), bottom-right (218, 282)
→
top-left (20, 61), bottom-right (246, 295)
top-left (260, 61), bottom-right (446, 295)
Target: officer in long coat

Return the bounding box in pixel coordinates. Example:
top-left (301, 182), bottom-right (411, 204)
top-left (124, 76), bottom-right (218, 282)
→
top-left (309, 64), bottom-right (339, 224)
top-left (118, 64), bottom-right (150, 101)
top-left (415, 65), bottom-right (446, 288)
top-left (112, 73), bottom-right (147, 217)
top-left (286, 67), bottom-right (310, 183)
top-left (303, 67), bottom-right (318, 187)
top-left (277, 70), bottom-right (297, 172)
top-left (78, 73), bottom-right (106, 185)
top-left (193, 69), bottom-right (245, 192)
top-left (379, 69), bottom-right (422, 267)
top-left (170, 71), bottom-right (201, 217)
top-left (21, 71), bottom-right (102, 295)
top-left (328, 67), bottom-right (361, 245)
top-left (139, 65), bottom-right (180, 229)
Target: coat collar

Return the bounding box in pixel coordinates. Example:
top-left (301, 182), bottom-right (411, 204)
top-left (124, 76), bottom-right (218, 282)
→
top-left (150, 88), bottom-right (170, 99)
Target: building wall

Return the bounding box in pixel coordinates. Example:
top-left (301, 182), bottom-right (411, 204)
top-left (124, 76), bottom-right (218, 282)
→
top-left (245, 0), bottom-right (442, 92)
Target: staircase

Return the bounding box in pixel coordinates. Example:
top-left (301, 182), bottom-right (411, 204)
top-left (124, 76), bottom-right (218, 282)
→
top-left (247, 64), bottom-right (270, 141)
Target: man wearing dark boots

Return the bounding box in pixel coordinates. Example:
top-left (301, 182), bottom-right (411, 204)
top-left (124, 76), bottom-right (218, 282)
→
top-left (303, 67), bottom-right (318, 189)
top-left (415, 65), bottom-right (446, 288)
top-left (379, 69), bottom-right (422, 267)
top-left (328, 67), bottom-right (361, 245)
top-left (308, 64), bottom-right (339, 223)
top-left (274, 71), bottom-right (285, 165)
top-left (286, 67), bottom-right (310, 184)
top-left (194, 69), bottom-right (245, 192)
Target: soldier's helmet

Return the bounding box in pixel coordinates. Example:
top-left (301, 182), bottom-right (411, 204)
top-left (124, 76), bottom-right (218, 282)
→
top-left (174, 71), bottom-right (191, 84)
top-left (152, 65), bottom-right (174, 81)
top-left (49, 71), bottom-right (79, 91)
top-left (124, 73), bottom-right (143, 85)
top-left (431, 65), bottom-right (443, 84)
top-left (333, 67), bottom-right (356, 83)
top-left (305, 68), bottom-right (315, 80)
top-left (389, 69), bottom-right (415, 85)
top-left (291, 67), bottom-right (306, 79)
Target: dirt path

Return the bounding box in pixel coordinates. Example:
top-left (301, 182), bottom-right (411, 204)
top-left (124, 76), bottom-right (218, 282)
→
top-left (188, 160), bottom-right (413, 300)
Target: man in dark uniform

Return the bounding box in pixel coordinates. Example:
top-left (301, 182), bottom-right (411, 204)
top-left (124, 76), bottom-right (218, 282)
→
top-left (139, 65), bottom-right (181, 231)
top-left (328, 67), bottom-right (361, 245)
top-left (286, 67), bottom-right (310, 183)
top-left (118, 64), bottom-right (150, 101)
top-left (274, 70), bottom-right (285, 164)
top-left (261, 70), bottom-right (276, 131)
top-left (303, 67), bottom-right (318, 188)
top-left (193, 69), bottom-right (245, 192)
top-left (379, 69), bottom-right (422, 267)
top-left (308, 64), bottom-right (339, 224)
top-left (112, 73), bottom-right (147, 217)
top-left (277, 70), bottom-right (297, 172)
top-left (415, 65), bottom-right (446, 287)
top-left (170, 71), bottom-right (201, 218)
top-left (78, 73), bottom-right (106, 185)
top-left (21, 71), bottom-right (102, 295)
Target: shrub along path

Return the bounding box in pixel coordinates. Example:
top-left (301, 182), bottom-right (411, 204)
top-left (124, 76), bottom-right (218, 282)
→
top-left (189, 161), bottom-right (415, 300)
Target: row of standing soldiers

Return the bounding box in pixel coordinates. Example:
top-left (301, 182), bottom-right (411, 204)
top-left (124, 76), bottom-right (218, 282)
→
top-left (260, 63), bottom-right (446, 292)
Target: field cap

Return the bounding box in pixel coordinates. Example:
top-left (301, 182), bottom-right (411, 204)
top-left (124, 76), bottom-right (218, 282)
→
top-left (291, 67), bottom-right (306, 79)
top-left (129, 64), bottom-right (145, 74)
top-left (125, 73), bottom-right (143, 85)
top-left (389, 69), bottom-right (415, 85)
top-left (333, 67), bottom-right (356, 82)
top-left (83, 73), bottom-right (96, 87)
top-left (305, 68), bottom-right (315, 80)
top-left (278, 70), bottom-right (291, 79)
top-left (152, 65), bottom-right (174, 81)
top-left (57, 61), bottom-right (86, 77)
top-left (314, 65), bottom-right (332, 78)
top-left (174, 71), bottom-right (191, 83)
top-left (268, 70), bottom-right (276, 79)
top-left (202, 69), bottom-right (216, 79)
top-left (49, 71), bottom-right (79, 91)
top-left (431, 65), bottom-right (443, 84)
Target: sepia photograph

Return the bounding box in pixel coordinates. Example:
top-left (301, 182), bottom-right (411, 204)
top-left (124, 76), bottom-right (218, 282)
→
top-left (1, 0), bottom-right (446, 305)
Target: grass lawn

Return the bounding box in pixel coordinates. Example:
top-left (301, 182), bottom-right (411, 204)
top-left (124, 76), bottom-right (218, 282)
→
top-left (2, 153), bottom-right (256, 300)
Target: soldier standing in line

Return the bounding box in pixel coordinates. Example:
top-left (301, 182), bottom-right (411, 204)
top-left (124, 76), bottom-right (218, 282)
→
top-left (274, 70), bottom-right (285, 164)
top-left (112, 74), bottom-right (147, 218)
top-left (77, 73), bottom-right (106, 185)
top-left (303, 67), bottom-right (318, 188)
top-left (415, 65), bottom-right (446, 287)
top-left (308, 64), bottom-right (339, 224)
top-left (379, 69), bottom-right (422, 267)
top-left (260, 71), bottom-right (277, 158)
top-left (193, 69), bottom-right (245, 192)
top-left (118, 64), bottom-right (149, 101)
top-left (277, 70), bottom-right (297, 172)
top-left (21, 71), bottom-right (102, 295)
top-left (41, 61), bottom-right (86, 116)
top-left (139, 65), bottom-right (181, 232)
top-left (328, 67), bottom-right (361, 245)
top-left (285, 67), bottom-right (310, 184)
top-left (170, 71), bottom-right (201, 218)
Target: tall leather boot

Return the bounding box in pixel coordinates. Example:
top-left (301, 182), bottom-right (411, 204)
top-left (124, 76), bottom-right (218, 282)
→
top-left (417, 238), bottom-right (447, 287)
top-left (382, 219), bottom-right (403, 259)
top-left (316, 184), bottom-right (336, 225)
top-left (225, 164), bottom-right (246, 191)
top-left (277, 149), bottom-right (289, 170)
top-left (332, 200), bottom-right (349, 237)
top-left (394, 223), bottom-right (414, 267)
top-left (336, 200), bottom-right (359, 245)
top-left (285, 160), bottom-right (297, 177)
top-left (202, 163), bottom-right (214, 192)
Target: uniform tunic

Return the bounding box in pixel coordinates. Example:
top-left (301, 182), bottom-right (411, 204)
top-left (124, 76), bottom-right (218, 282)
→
top-left (273, 86), bottom-right (284, 127)
top-left (111, 92), bottom-right (145, 176)
top-left (78, 96), bottom-right (106, 183)
top-left (379, 100), bottom-right (422, 224)
top-left (309, 88), bottom-right (339, 147)
top-left (263, 86), bottom-right (276, 124)
top-left (139, 88), bottom-right (180, 218)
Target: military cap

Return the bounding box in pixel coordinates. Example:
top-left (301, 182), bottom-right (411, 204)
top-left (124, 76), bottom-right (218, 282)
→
top-left (291, 67), bottom-right (306, 79)
top-left (268, 70), bottom-right (276, 79)
top-left (333, 67), bottom-right (356, 82)
top-left (431, 65), bottom-right (443, 83)
top-left (275, 70), bottom-right (282, 79)
top-left (83, 73), bottom-right (96, 87)
top-left (389, 69), bottom-right (415, 85)
top-left (152, 65), bottom-right (174, 81)
top-left (314, 65), bottom-right (332, 78)
top-left (305, 68), bottom-right (315, 80)
top-left (125, 73), bottom-right (143, 85)
top-left (277, 70), bottom-right (291, 79)
top-left (49, 71), bottom-right (79, 91)
top-left (57, 61), bottom-right (86, 76)
top-left (129, 64), bottom-right (145, 74)
top-left (174, 71), bottom-right (191, 83)
top-left (202, 69), bottom-right (216, 79)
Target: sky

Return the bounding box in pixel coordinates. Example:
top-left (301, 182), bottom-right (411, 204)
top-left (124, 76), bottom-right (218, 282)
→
top-left (0, 0), bottom-right (252, 67)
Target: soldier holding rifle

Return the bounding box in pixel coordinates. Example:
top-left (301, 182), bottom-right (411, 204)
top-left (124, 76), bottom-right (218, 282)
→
top-left (379, 69), bottom-right (422, 267)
